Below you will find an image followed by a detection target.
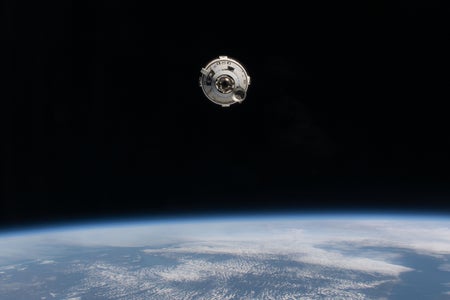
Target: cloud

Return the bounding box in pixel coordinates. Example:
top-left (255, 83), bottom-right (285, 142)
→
top-left (143, 239), bottom-right (412, 277)
top-left (39, 260), bottom-right (55, 265)
top-left (155, 258), bottom-right (259, 282)
top-left (66, 256), bottom-right (393, 299)
top-left (0, 215), bottom-right (449, 275)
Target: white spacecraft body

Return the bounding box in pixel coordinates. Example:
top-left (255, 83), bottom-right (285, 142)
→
top-left (199, 56), bottom-right (251, 107)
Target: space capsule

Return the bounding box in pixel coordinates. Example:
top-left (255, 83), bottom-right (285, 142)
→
top-left (199, 56), bottom-right (251, 107)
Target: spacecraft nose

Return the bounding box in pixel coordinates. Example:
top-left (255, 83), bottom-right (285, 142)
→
top-left (199, 56), bottom-right (250, 107)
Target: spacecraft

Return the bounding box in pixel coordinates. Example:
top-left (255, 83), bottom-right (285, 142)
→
top-left (199, 56), bottom-right (251, 107)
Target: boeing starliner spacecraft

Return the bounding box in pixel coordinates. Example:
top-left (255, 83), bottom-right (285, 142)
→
top-left (199, 56), bottom-right (251, 107)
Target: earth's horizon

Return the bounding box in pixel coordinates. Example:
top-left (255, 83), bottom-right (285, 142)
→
top-left (1, 213), bottom-right (450, 299)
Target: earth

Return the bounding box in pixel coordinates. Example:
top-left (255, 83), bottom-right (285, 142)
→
top-left (1, 214), bottom-right (450, 299)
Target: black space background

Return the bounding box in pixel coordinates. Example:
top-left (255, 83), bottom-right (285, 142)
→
top-left (2, 1), bottom-right (450, 228)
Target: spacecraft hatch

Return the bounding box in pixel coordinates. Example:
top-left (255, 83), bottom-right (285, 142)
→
top-left (199, 56), bottom-right (251, 107)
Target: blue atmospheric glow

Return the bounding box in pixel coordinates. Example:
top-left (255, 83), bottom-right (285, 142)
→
top-left (1, 212), bottom-right (450, 299)
top-left (0, 211), bottom-right (449, 239)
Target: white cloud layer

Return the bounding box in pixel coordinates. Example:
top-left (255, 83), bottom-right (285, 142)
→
top-left (0, 215), bottom-right (449, 276)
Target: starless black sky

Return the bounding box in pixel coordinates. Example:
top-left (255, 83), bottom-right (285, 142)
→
top-left (2, 1), bottom-right (450, 228)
